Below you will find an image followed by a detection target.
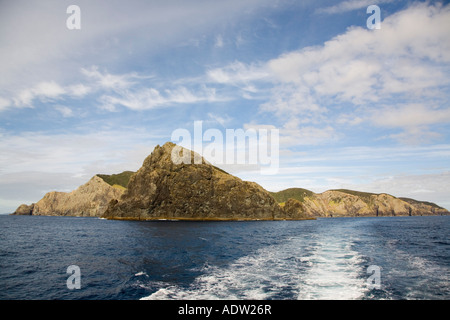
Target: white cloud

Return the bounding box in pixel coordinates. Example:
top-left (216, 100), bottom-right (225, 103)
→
top-left (81, 66), bottom-right (145, 91)
top-left (165, 86), bottom-right (217, 104)
top-left (280, 124), bottom-right (338, 146)
top-left (5, 78), bottom-right (95, 111)
top-left (68, 83), bottom-right (92, 97)
top-left (268, 4), bottom-right (450, 98)
top-left (0, 97), bottom-right (11, 111)
top-left (99, 88), bottom-right (164, 111)
top-left (188, 4), bottom-right (450, 148)
top-left (0, 0), bottom-right (276, 99)
top-left (259, 2), bottom-right (450, 145)
top-left (33, 81), bottom-right (66, 98)
top-left (386, 128), bottom-right (442, 145)
top-left (99, 85), bottom-right (219, 111)
top-left (207, 113), bottom-right (232, 127)
top-left (260, 85), bottom-right (326, 119)
top-left (372, 104), bottom-right (450, 128)
top-left (243, 123), bottom-right (277, 131)
top-left (214, 34), bottom-right (224, 48)
top-left (2, 65), bottom-right (224, 113)
top-left (371, 103), bottom-right (450, 144)
top-left (54, 105), bottom-right (74, 118)
top-left (11, 81), bottom-right (67, 108)
top-left (207, 61), bottom-right (270, 85)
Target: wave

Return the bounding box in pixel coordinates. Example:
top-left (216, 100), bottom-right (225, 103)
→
top-left (134, 271), bottom-right (149, 277)
top-left (140, 233), bottom-right (369, 300)
top-left (382, 240), bottom-right (450, 299)
top-left (295, 237), bottom-right (368, 300)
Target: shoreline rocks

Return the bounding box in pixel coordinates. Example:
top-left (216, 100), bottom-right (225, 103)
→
top-left (13, 176), bottom-right (124, 217)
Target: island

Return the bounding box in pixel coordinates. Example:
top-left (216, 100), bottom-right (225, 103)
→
top-left (12, 142), bottom-right (449, 220)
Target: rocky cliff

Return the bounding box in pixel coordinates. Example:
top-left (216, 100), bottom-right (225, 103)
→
top-left (13, 203), bottom-right (34, 215)
top-left (13, 175), bottom-right (125, 217)
top-left (12, 143), bottom-right (448, 219)
top-left (102, 142), bottom-right (306, 220)
top-left (271, 188), bottom-right (449, 217)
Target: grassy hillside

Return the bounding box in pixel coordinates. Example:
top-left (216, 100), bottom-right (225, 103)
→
top-left (273, 187), bottom-right (444, 210)
top-left (97, 171), bottom-right (135, 189)
top-left (270, 188), bottom-right (315, 203)
top-left (399, 197), bottom-right (444, 209)
top-left (331, 189), bottom-right (443, 208)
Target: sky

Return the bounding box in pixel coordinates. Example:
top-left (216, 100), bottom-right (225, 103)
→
top-left (1, 0), bottom-right (450, 213)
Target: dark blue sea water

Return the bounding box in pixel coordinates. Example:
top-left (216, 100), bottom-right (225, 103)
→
top-left (0, 215), bottom-right (448, 300)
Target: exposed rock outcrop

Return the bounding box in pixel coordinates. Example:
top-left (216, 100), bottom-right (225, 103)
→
top-left (271, 188), bottom-right (449, 217)
top-left (281, 198), bottom-right (315, 220)
top-left (13, 203), bottom-right (34, 215)
top-left (103, 142), bottom-right (303, 220)
top-left (27, 176), bottom-right (124, 217)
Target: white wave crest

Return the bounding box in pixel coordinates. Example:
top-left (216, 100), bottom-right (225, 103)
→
top-left (141, 233), bottom-right (369, 300)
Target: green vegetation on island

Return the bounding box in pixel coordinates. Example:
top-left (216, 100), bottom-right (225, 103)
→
top-left (97, 171), bottom-right (135, 189)
top-left (270, 188), bottom-right (315, 203)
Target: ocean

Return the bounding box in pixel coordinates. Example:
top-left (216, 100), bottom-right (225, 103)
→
top-left (0, 215), bottom-right (448, 300)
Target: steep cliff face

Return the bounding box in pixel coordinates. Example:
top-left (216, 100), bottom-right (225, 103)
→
top-left (29, 176), bottom-right (124, 217)
top-left (272, 188), bottom-right (449, 217)
top-left (281, 198), bottom-right (316, 220)
top-left (13, 203), bottom-right (34, 215)
top-left (103, 142), bottom-right (302, 220)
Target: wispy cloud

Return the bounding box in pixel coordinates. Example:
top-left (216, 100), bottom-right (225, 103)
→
top-left (371, 103), bottom-right (450, 144)
top-left (0, 97), bottom-right (9, 111)
top-left (0, 0), bottom-right (276, 97)
top-left (12, 81), bottom-right (66, 108)
top-left (54, 105), bottom-right (74, 118)
top-left (214, 34), bottom-right (224, 48)
top-left (4, 80), bottom-right (93, 111)
top-left (259, 2), bottom-right (450, 145)
top-left (81, 66), bottom-right (150, 91)
top-left (168, 2), bottom-right (450, 148)
top-left (1, 66), bottom-right (223, 113)
top-left (207, 61), bottom-right (270, 85)
top-left (98, 85), bottom-right (220, 111)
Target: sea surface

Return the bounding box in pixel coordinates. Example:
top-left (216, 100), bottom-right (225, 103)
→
top-left (0, 215), bottom-right (448, 300)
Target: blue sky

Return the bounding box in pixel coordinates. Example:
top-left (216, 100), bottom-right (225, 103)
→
top-left (1, 0), bottom-right (450, 213)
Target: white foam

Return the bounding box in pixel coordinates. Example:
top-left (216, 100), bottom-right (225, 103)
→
top-left (296, 238), bottom-right (368, 300)
top-left (141, 232), bottom-right (369, 300)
